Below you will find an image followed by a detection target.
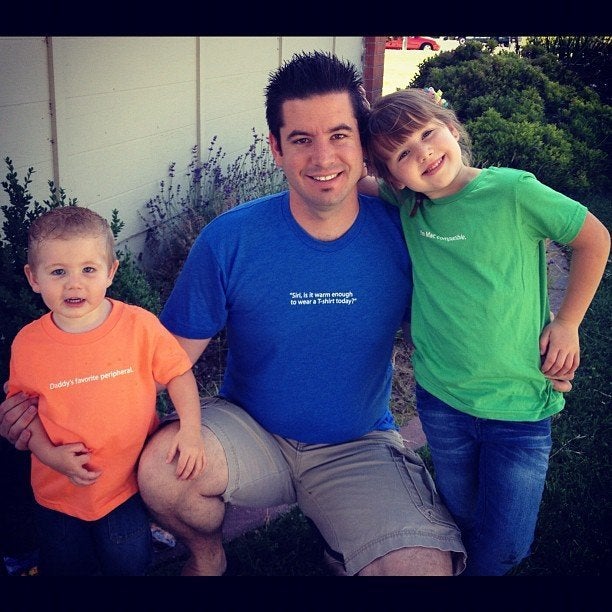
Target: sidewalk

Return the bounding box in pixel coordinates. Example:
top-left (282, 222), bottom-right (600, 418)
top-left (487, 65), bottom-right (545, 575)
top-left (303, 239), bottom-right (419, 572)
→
top-left (149, 416), bottom-right (427, 573)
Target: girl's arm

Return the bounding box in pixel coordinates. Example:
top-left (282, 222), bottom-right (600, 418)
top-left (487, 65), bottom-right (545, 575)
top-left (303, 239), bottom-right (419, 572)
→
top-left (540, 212), bottom-right (610, 377)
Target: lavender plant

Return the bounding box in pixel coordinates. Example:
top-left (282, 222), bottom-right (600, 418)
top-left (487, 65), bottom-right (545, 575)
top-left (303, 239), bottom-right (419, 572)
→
top-left (140, 130), bottom-right (287, 299)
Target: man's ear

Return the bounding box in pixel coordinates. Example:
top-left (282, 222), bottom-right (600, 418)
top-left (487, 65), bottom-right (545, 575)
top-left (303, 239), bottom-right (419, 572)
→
top-left (269, 131), bottom-right (283, 166)
top-left (23, 264), bottom-right (41, 294)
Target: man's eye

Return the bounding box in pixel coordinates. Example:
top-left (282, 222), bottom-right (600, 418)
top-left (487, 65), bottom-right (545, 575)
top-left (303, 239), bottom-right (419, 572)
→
top-left (331, 133), bottom-right (347, 140)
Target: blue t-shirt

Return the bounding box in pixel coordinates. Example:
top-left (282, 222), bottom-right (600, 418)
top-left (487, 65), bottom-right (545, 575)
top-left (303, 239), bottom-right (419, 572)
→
top-left (161, 191), bottom-right (412, 443)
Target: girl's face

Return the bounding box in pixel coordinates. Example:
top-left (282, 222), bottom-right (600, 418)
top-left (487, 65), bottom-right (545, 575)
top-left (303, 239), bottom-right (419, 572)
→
top-left (383, 120), bottom-right (469, 199)
top-left (24, 235), bottom-right (118, 332)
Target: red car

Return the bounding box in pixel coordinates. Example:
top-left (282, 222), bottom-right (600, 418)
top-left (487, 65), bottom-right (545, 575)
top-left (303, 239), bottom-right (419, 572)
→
top-left (385, 36), bottom-right (440, 51)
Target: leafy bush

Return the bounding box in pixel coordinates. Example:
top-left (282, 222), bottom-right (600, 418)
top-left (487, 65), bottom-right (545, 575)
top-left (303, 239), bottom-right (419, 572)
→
top-left (409, 44), bottom-right (612, 198)
top-left (522, 36), bottom-right (612, 105)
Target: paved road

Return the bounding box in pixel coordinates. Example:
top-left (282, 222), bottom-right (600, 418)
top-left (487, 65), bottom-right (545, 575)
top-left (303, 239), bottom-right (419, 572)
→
top-left (383, 38), bottom-right (459, 94)
top-left (382, 37), bottom-right (517, 94)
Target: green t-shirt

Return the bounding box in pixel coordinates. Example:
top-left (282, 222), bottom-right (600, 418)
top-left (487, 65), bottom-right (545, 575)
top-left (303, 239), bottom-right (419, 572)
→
top-left (380, 167), bottom-right (587, 421)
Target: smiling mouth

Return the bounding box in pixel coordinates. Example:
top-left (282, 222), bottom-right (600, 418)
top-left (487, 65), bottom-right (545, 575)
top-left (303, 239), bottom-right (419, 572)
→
top-left (311, 172), bottom-right (340, 182)
top-left (423, 156), bottom-right (444, 175)
top-left (65, 298), bottom-right (85, 304)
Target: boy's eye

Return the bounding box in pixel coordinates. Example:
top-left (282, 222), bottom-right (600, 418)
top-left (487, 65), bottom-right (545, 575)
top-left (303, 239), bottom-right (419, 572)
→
top-left (83, 266), bottom-right (96, 273)
top-left (50, 269), bottom-right (65, 276)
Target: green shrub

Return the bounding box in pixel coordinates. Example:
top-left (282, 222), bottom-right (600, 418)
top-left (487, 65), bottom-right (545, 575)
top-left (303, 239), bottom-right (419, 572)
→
top-left (410, 46), bottom-right (612, 198)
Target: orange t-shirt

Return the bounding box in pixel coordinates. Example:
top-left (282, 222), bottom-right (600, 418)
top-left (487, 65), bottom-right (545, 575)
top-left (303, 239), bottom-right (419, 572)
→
top-left (8, 299), bottom-right (193, 521)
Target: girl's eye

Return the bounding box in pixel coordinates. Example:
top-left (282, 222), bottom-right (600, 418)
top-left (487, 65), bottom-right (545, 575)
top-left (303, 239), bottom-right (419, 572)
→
top-left (398, 150), bottom-right (408, 162)
top-left (423, 129), bottom-right (434, 138)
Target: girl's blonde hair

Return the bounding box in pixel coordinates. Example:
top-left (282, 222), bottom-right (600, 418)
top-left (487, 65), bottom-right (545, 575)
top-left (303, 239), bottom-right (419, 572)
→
top-left (365, 89), bottom-right (473, 185)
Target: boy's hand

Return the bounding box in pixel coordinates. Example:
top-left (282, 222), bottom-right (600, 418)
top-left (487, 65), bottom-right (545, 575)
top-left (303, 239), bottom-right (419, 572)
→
top-left (166, 429), bottom-right (206, 480)
top-left (539, 318), bottom-right (580, 379)
top-left (43, 442), bottom-right (102, 486)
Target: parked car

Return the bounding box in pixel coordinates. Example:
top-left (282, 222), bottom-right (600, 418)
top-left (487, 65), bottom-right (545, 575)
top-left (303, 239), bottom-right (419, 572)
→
top-left (385, 36), bottom-right (440, 51)
top-left (455, 36), bottom-right (511, 46)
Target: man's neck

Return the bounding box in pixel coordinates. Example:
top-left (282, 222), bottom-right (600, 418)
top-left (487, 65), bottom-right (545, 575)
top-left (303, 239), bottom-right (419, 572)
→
top-left (289, 195), bottom-right (360, 241)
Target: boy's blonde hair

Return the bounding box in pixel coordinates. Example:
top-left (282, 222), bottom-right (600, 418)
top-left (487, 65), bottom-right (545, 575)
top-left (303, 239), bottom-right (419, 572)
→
top-left (28, 206), bottom-right (117, 268)
top-left (366, 89), bottom-right (473, 186)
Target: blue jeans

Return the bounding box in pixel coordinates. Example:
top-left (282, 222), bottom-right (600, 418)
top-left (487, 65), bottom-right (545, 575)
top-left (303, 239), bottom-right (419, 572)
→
top-left (415, 384), bottom-right (552, 576)
top-left (34, 493), bottom-right (152, 576)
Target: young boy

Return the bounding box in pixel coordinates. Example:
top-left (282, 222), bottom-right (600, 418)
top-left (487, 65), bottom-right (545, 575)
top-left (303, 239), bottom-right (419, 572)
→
top-left (7, 206), bottom-right (206, 575)
top-left (360, 88), bottom-right (610, 575)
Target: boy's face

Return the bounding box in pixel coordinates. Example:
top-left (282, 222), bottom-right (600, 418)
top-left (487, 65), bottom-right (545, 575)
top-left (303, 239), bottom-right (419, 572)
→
top-left (382, 120), bottom-right (466, 199)
top-left (24, 235), bottom-right (119, 332)
top-left (269, 92), bottom-right (364, 217)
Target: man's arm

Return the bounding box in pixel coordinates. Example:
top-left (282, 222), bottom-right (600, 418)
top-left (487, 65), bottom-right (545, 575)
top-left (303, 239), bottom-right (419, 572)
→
top-left (172, 335), bottom-right (211, 365)
top-left (0, 389), bottom-right (37, 450)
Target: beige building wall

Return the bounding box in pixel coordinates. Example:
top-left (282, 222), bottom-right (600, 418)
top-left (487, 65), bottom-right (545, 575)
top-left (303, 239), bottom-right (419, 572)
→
top-left (0, 36), bottom-right (364, 248)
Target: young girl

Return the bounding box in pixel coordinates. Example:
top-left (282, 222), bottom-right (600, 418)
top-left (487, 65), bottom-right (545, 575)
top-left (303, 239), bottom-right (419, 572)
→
top-left (360, 88), bottom-right (610, 575)
top-left (7, 206), bottom-right (206, 575)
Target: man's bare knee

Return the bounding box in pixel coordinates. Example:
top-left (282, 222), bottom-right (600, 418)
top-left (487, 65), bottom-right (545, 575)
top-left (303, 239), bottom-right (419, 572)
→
top-left (138, 422), bottom-right (182, 511)
top-left (358, 546), bottom-right (453, 576)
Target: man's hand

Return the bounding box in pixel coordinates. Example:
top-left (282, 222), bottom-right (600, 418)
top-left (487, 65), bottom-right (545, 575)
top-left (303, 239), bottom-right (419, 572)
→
top-left (548, 376), bottom-right (573, 393)
top-left (0, 389), bottom-right (37, 450)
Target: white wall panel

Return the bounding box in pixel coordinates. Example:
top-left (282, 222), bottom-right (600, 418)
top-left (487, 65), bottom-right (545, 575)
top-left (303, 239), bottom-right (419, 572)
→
top-left (49, 37), bottom-right (198, 243)
top-left (0, 37), bottom-right (54, 202)
top-left (0, 35), bottom-right (364, 246)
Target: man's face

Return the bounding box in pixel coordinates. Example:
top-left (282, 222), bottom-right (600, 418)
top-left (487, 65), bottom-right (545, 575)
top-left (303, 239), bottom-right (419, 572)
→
top-left (269, 92), bottom-right (364, 216)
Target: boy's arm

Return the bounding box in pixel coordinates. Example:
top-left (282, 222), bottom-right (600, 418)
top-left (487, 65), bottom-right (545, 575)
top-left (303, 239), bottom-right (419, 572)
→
top-left (540, 212), bottom-right (610, 377)
top-left (164, 369), bottom-right (206, 480)
top-left (27, 416), bottom-right (101, 486)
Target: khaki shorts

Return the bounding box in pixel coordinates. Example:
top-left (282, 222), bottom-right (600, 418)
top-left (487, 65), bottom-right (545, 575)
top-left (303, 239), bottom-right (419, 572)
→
top-left (165, 396), bottom-right (466, 575)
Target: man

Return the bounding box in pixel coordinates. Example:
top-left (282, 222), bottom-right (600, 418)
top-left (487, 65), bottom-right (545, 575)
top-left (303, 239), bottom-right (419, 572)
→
top-left (0, 52), bottom-right (495, 576)
top-left (133, 51), bottom-right (467, 576)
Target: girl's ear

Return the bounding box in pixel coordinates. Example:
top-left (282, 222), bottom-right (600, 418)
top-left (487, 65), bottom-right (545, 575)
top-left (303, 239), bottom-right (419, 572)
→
top-left (449, 123), bottom-right (461, 141)
top-left (390, 177), bottom-right (406, 190)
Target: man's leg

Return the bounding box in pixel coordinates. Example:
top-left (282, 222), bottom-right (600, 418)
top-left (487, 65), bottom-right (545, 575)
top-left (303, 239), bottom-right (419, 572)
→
top-left (358, 545), bottom-right (453, 576)
top-left (137, 421), bottom-right (229, 575)
top-left (280, 431), bottom-right (466, 576)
